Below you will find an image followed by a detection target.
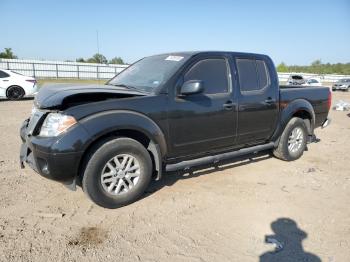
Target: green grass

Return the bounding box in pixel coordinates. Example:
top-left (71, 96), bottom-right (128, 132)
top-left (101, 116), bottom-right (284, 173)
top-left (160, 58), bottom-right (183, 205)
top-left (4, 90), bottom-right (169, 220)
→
top-left (37, 78), bottom-right (106, 88)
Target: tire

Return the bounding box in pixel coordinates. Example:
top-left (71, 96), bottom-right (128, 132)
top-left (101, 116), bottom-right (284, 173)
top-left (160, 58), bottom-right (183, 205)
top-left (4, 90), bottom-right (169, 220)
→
top-left (6, 85), bottom-right (25, 100)
top-left (82, 137), bottom-right (153, 209)
top-left (273, 117), bottom-right (307, 161)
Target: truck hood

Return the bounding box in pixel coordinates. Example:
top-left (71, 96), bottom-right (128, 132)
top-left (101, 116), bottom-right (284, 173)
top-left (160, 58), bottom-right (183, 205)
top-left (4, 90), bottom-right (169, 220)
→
top-left (34, 84), bottom-right (147, 110)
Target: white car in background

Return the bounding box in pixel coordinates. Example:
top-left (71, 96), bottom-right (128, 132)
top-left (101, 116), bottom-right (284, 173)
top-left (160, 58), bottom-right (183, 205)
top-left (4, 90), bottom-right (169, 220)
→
top-left (332, 78), bottom-right (350, 91)
top-left (0, 69), bottom-right (38, 100)
top-left (286, 74), bottom-right (306, 85)
top-left (303, 78), bottom-right (322, 86)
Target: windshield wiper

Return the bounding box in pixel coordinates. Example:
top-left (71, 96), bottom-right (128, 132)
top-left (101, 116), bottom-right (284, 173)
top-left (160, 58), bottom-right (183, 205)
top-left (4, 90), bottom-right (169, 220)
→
top-left (110, 83), bottom-right (136, 90)
top-left (109, 83), bottom-right (146, 92)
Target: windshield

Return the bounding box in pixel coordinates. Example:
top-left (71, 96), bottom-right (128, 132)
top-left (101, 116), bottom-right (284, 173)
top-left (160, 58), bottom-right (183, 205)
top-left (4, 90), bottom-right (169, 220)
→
top-left (108, 54), bottom-right (189, 93)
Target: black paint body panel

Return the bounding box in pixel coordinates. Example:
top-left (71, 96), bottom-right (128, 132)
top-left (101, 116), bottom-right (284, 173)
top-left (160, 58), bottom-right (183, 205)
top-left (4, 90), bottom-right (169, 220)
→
top-left (20, 51), bottom-right (330, 183)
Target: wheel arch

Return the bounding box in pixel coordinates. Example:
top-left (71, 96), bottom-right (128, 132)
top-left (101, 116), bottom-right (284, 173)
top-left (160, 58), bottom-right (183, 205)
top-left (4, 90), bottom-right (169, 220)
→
top-left (271, 99), bottom-right (315, 145)
top-left (77, 110), bottom-right (167, 182)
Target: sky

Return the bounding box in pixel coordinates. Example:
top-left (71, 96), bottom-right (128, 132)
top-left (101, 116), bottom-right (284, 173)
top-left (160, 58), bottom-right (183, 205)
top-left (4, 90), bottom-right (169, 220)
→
top-left (1, 0), bottom-right (349, 65)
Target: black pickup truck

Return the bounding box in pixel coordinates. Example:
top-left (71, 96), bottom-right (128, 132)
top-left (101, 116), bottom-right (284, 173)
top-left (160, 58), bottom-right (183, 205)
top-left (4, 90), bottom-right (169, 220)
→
top-left (20, 51), bottom-right (331, 208)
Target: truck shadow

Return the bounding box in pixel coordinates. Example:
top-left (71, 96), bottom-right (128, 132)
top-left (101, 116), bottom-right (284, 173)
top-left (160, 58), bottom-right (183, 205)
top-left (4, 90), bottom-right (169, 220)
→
top-left (260, 218), bottom-right (321, 262)
top-left (0, 97), bottom-right (34, 102)
top-left (144, 151), bottom-right (272, 196)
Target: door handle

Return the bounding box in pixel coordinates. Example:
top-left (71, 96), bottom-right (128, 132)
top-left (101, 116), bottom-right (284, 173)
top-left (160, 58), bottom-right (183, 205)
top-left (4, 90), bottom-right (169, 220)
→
top-left (223, 100), bottom-right (234, 110)
top-left (264, 97), bottom-right (275, 104)
top-left (2, 80), bottom-right (9, 82)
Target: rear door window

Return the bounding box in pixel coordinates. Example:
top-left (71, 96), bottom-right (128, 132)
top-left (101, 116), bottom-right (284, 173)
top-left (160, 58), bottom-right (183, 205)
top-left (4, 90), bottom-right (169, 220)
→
top-left (256, 60), bottom-right (269, 89)
top-left (236, 58), bottom-right (269, 92)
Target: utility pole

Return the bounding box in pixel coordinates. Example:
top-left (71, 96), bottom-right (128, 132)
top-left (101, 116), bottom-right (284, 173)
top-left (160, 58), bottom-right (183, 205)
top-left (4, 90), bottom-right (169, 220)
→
top-left (96, 30), bottom-right (100, 55)
top-left (96, 30), bottom-right (100, 84)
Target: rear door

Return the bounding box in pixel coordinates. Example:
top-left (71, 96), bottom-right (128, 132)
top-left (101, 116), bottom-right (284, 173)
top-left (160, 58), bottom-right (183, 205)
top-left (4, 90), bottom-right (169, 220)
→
top-left (234, 56), bottom-right (278, 145)
top-left (167, 54), bottom-right (237, 158)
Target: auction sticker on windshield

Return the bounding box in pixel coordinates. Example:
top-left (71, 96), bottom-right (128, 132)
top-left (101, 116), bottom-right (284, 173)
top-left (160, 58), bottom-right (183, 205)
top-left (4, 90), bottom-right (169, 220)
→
top-left (165, 55), bottom-right (184, 62)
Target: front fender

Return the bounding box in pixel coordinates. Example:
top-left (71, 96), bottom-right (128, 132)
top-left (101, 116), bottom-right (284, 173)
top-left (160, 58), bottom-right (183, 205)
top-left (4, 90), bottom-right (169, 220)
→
top-left (271, 99), bottom-right (315, 143)
top-left (79, 110), bottom-right (168, 158)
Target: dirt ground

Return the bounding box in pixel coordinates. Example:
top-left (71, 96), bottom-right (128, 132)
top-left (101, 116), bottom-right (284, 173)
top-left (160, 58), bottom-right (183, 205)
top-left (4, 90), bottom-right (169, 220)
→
top-left (0, 90), bottom-right (349, 262)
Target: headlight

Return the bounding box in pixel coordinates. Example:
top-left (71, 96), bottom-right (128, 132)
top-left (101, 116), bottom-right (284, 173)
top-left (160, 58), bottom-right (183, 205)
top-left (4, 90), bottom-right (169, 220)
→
top-left (39, 113), bottom-right (77, 137)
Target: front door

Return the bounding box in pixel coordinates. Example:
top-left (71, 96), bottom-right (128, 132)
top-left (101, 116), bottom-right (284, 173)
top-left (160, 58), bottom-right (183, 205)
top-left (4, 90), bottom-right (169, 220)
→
top-left (167, 56), bottom-right (237, 158)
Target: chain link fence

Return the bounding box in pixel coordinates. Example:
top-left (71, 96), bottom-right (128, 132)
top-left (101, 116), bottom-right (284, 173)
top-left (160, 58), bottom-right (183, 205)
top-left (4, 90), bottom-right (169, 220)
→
top-left (278, 72), bottom-right (350, 83)
top-left (0, 58), bottom-right (349, 83)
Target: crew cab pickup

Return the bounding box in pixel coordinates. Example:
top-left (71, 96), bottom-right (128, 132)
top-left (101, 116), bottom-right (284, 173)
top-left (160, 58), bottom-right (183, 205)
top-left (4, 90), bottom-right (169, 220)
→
top-left (20, 51), bottom-right (331, 208)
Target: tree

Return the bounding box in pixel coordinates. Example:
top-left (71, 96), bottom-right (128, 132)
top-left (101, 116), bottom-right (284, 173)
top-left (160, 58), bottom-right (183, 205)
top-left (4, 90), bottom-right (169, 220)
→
top-left (109, 56), bottom-right (125, 65)
top-left (0, 48), bottom-right (18, 59)
top-left (311, 59), bottom-right (322, 66)
top-left (86, 53), bottom-right (107, 64)
top-left (310, 59), bottom-right (322, 74)
top-left (277, 62), bottom-right (288, 72)
top-left (76, 57), bottom-right (86, 62)
top-left (275, 60), bottom-right (350, 75)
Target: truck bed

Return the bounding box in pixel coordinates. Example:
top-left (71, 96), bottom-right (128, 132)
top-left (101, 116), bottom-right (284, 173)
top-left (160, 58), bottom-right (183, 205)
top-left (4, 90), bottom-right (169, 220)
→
top-left (279, 85), bottom-right (330, 127)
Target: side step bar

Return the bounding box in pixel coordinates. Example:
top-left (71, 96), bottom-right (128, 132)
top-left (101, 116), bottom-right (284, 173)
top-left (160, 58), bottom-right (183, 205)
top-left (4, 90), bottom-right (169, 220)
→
top-left (165, 142), bottom-right (275, 172)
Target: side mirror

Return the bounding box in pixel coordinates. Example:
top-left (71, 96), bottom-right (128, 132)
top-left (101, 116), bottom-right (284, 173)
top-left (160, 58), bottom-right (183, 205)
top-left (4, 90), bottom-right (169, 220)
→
top-left (180, 80), bottom-right (204, 96)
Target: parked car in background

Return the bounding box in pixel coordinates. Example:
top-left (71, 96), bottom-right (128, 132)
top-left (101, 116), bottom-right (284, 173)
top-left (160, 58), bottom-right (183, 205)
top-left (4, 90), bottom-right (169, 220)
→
top-left (0, 69), bottom-right (38, 100)
top-left (302, 78), bottom-right (322, 86)
top-left (286, 74), bottom-right (306, 85)
top-left (332, 78), bottom-right (350, 91)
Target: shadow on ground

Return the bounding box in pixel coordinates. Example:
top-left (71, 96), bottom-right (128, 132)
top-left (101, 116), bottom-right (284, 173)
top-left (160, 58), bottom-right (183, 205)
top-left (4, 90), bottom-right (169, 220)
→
top-left (0, 97), bottom-right (34, 102)
top-left (260, 218), bottom-right (321, 262)
top-left (144, 151), bottom-right (272, 197)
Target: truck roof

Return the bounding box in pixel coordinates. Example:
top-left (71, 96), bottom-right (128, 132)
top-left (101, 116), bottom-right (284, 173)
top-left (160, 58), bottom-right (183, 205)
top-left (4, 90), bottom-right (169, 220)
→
top-left (155, 51), bottom-right (270, 59)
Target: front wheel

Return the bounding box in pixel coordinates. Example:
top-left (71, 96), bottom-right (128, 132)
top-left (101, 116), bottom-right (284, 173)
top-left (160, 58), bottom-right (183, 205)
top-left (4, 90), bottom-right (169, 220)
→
top-left (273, 117), bottom-right (308, 161)
top-left (82, 137), bottom-right (153, 208)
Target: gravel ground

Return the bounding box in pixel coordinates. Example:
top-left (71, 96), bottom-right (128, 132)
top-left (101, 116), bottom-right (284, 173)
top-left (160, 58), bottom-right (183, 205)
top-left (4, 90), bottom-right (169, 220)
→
top-left (0, 91), bottom-right (349, 262)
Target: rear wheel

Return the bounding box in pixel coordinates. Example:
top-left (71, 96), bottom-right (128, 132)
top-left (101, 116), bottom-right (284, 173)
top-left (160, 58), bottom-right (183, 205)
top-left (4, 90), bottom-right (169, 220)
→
top-left (273, 117), bottom-right (307, 161)
top-left (82, 137), bottom-right (153, 209)
top-left (6, 85), bottom-right (25, 100)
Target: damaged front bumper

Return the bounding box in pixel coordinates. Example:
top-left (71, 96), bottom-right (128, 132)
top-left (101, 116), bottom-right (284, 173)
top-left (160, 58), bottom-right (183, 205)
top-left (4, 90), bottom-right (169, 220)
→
top-left (19, 118), bottom-right (89, 190)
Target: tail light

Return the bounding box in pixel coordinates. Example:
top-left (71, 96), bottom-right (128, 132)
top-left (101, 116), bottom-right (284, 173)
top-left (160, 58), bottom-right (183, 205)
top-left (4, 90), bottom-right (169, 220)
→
top-left (26, 79), bottom-right (37, 84)
top-left (327, 89), bottom-right (332, 110)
